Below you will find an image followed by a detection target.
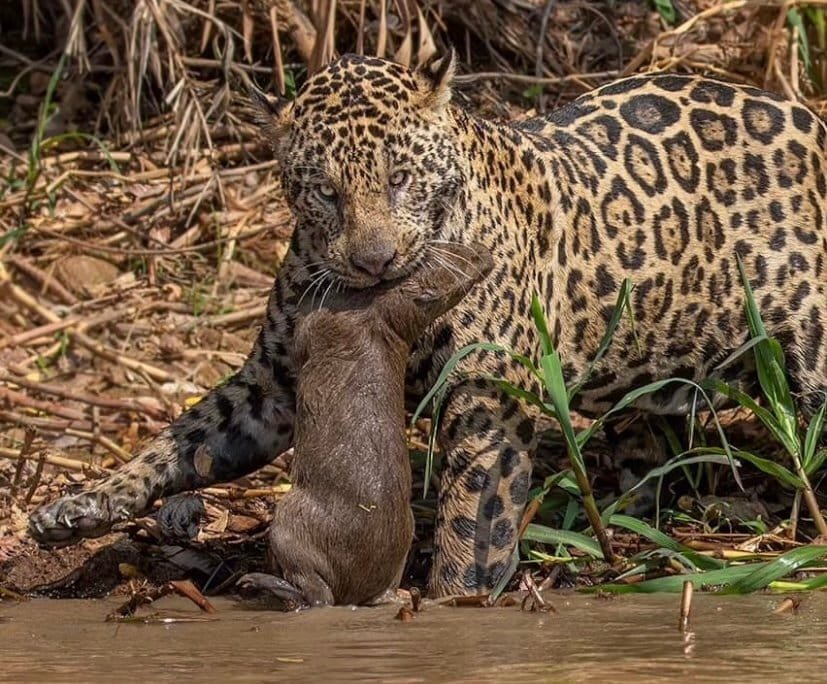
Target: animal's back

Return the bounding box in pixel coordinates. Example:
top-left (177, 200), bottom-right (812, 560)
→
top-left (508, 74), bottom-right (827, 416)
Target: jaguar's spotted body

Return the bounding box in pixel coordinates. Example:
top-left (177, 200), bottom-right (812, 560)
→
top-left (29, 54), bottom-right (827, 597)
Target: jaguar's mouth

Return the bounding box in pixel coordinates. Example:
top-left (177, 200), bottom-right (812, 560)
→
top-left (335, 250), bottom-right (427, 289)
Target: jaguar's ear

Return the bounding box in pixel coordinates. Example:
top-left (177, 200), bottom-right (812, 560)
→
top-left (248, 85), bottom-right (293, 156)
top-left (416, 48), bottom-right (456, 112)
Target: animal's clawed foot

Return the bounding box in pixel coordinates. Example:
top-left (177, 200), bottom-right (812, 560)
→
top-left (28, 491), bottom-right (119, 546)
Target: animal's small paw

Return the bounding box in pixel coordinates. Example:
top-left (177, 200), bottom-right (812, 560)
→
top-left (28, 491), bottom-right (116, 546)
top-left (236, 573), bottom-right (306, 611)
top-left (155, 494), bottom-right (205, 542)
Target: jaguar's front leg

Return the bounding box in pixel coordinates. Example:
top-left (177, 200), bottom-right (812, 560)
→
top-left (28, 267), bottom-right (300, 546)
top-left (429, 379), bottom-right (538, 597)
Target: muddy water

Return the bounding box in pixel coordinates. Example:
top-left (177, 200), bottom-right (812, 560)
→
top-left (1, 592), bottom-right (823, 683)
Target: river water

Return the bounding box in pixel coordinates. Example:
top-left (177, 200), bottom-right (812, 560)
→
top-left (1, 592), bottom-right (822, 682)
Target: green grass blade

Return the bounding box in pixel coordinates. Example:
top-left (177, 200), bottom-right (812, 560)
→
top-left (590, 562), bottom-right (767, 594)
top-left (523, 523), bottom-right (604, 559)
top-left (478, 375), bottom-right (545, 411)
top-left (568, 278), bottom-right (633, 400)
top-left (712, 334), bottom-right (769, 373)
top-left (411, 341), bottom-right (536, 427)
top-left (702, 378), bottom-right (797, 456)
top-left (736, 255), bottom-right (798, 452)
top-left (602, 452), bottom-right (734, 520)
top-left (540, 352), bottom-right (585, 473)
top-left (692, 447), bottom-right (801, 488)
top-left (419, 382), bottom-right (447, 498)
top-left (788, 8), bottom-right (814, 77)
top-left (596, 376), bottom-right (743, 488)
top-left (803, 396), bottom-right (827, 472)
top-left (608, 514), bottom-right (725, 570)
top-left (531, 294), bottom-right (553, 357)
top-left (799, 571), bottom-right (827, 591)
top-left (721, 545), bottom-right (827, 594)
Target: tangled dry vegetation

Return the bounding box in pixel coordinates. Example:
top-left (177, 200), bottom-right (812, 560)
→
top-left (1, 0), bottom-right (827, 596)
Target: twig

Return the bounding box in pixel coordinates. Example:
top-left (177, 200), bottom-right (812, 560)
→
top-left (0, 388), bottom-right (121, 429)
top-left (0, 374), bottom-right (165, 419)
top-left (10, 428), bottom-right (36, 499)
top-left (64, 427), bottom-right (133, 463)
top-left (454, 69), bottom-right (620, 87)
top-left (0, 445), bottom-right (110, 474)
top-left (0, 277), bottom-right (174, 382)
top-left (678, 580), bottom-right (693, 632)
top-left (5, 255), bottom-right (78, 305)
top-left (201, 485), bottom-right (291, 499)
top-left (0, 308), bottom-right (127, 349)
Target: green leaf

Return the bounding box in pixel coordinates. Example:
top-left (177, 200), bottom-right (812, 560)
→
top-left (713, 334), bottom-right (769, 373)
top-left (590, 562), bottom-right (765, 594)
top-left (594, 376), bottom-right (743, 489)
top-left (411, 341), bottom-right (539, 428)
top-left (602, 452), bottom-right (735, 520)
top-left (693, 447), bottom-right (801, 488)
top-left (540, 352), bottom-right (585, 473)
top-left (652, 0), bottom-right (676, 25)
top-left (736, 255), bottom-right (798, 454)
top-left (787, 8), bottom-right (813, 77)
top-left (722, 545), bottom-right (827, 594)
top-left (608, 514), bottom-right (724, 570)
top-left (803, 396), bottom-right (827, 472)
top-left (523, 523), bottom-right (604, 559)
top-left (478, 375), bottom-right (546, 412)
top-left (568, 278), bottom-right (633, 401)
top-left (531, 294), bottom-right (553, 357)
top-left (798, 571), bottom-right (827, 591)
top-left (702, 378), bottom-right (796, 455)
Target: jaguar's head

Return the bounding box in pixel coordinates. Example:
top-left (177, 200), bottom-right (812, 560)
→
top-left (256, 52), bottom-right (465, 289)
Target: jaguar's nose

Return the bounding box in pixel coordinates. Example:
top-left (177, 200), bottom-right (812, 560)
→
top-left (349, 244), bottom-right (398, 278)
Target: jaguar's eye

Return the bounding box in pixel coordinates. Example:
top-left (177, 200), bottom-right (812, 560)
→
top-left (389, 170), bottom-right (410, 188)
top-left (317, 183), bottom-right (337, 201)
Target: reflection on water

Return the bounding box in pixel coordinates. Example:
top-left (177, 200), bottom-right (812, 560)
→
top-left (1, 592), bottom-right (822, 683)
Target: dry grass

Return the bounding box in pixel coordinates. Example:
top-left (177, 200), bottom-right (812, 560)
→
top-left (1, 0), bottom-right (827, 591)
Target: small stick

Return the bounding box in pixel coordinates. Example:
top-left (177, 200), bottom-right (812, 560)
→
top-left (0, 387), bottom-right (121, 427)
top-left (201, 485), bottom-right (291, 499)
top-left (194, 303), bottom-right (267, 328)
top-left (106, 579), bottom-right (216, 621)
top-left (0, 445), bottom-right (110, 474)
top-left (10, 428), bottom-right (36, 498)
top-left (168, 580), bottom-right (217, 614)
top-left (1, 277), bottom-right (174, 382)
top-left (409, 587), bottom-right (422, 612)
top-left (773, 597), bottom-right (801, 615)
top-left (0, 408), bottom-right (120, 435)
top-left (678, 580), bottom-right (693, 632)
top-left (5, 255), bottom-right (78, 305)
top-left (0, 374), bottom-right (164, 419)
top-left (517, 496), bottom-right (542, 540)
top-left (24, 452), bottom-right (47, 504)
top-left (64, 427), bottom-right (132, 463)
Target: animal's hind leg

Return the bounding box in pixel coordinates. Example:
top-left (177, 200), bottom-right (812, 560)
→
top-left (429, 379), bottom-right (537, 597)
top-left (784, 312), bottom-right (827, 419)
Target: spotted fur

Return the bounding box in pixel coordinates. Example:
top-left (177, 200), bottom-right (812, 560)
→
top-left (29, 54), bottom-right (827, 597)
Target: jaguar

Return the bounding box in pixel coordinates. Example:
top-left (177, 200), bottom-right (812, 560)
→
top-left (29, 51), bottom-right (827, 597)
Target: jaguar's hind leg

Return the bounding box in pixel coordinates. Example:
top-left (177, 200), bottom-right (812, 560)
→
top-left (429, 379), bottom-right (538, 597)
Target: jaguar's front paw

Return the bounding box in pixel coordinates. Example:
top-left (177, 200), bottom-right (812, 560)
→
top-left (28, 491), bottom-right (118, 546)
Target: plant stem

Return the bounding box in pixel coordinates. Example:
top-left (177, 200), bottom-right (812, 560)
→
top-left (799, 477), bottom-right (827, 537)
top-left (571, 465), bottom-right (617, 563)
